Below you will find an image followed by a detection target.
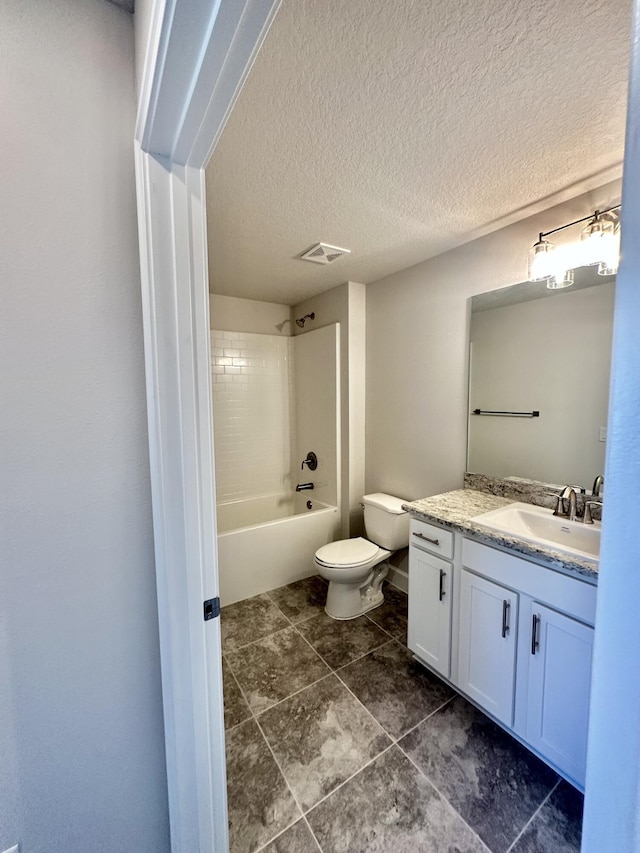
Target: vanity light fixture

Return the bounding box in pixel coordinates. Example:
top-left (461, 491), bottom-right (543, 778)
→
top-left (527, 204), bottom-right (621, 288)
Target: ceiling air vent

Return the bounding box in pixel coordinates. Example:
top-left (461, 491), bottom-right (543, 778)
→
top-left (298, 243), bottom-right (351, 265)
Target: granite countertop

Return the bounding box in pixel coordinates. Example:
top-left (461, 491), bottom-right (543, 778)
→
top-left (403, 489), bottom-right (598, 584)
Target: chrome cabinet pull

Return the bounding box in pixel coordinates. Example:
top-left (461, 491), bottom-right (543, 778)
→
top-left (412, 532), bottom-right (440, 546)
top-left (439, 568), bottom-right (446, 601)
top-left (501, 599), bottom-right (510, 638)
top-left (531, 614), bottom-right (541, 655)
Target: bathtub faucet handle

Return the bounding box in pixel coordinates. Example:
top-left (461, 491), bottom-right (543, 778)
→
top-left (301, 451), bottom-right (318, 471)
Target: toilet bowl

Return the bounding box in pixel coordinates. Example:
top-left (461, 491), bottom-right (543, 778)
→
top-left (314, 493), bottom-right (409, 620)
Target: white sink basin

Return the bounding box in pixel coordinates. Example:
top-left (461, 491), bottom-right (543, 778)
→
top-left (473, 502), bottom-right (600, 561)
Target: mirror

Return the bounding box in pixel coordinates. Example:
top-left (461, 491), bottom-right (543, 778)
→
top-left (467, 267), bottom-right (615, 489)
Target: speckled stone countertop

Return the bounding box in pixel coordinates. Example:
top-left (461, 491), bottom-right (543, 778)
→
top-left (403, 489), bottom-right (598, 584)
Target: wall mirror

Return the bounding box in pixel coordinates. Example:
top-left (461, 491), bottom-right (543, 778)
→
top-left (467, 267), bottom-right (615, 489)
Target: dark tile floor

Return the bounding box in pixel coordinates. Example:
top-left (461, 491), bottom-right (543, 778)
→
top-left (221, 576), bottom-right (584, 853)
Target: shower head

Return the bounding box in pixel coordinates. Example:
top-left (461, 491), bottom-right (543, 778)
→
top-left (295, 312), bottom-right (315, 328)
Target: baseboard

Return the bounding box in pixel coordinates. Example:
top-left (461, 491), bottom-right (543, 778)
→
top-left (387, 564), bottom-right (408, 594)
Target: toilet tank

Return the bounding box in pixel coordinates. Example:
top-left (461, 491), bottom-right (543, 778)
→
top-left (362, 493), bottom-right (410, 550)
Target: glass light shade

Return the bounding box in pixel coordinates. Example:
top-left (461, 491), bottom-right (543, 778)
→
top-left (528, 238), bottom-right (555, 281)
top-left (598, 224), bottom-right (620, 275)
top-left (547, 269), bottom-right (574, 289)
top-left (581, 215), bottom-right (614, 266)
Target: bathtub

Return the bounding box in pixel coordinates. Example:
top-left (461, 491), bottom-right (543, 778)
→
top-left (217, 493), bottom-right (340, 605)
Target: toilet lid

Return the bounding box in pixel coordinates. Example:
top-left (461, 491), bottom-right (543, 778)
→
top-left (315, 537), bottom-right (380, 567)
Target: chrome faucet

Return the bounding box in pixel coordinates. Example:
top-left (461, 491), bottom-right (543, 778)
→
top-left (296, 482), bottom-right (314, 492)
top-left (554, 486), bottom-right (578, 521)
top-left (592, 475), bottom-right (604, 498)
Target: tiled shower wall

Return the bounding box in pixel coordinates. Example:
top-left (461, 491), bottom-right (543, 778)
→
top-left (211, 330), bottom-right (294, 503)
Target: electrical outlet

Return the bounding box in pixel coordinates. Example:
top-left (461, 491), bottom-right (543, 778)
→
top-left (2, 845), bottom-right (19, 853)
top-left (599, 426), bottom-right (607, 442)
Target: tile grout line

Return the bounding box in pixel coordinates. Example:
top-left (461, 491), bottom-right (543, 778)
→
top-left (331, 662), bottom-right (395, 745)
top-left (253, 711), bottom-right (309, 846)
top-left (226, 651), bottom-right (309, 852)
top-left (252, 816), bottom-right (303, 853)
top-left (504, 778), bottom-right (562, 852)
top-left (295, 620), bottom-right (398, 673)
top-left (301, 742), bottom-right (397, 819)
top-left (333, 637), bottom-right (396, 673)
top-left (301, 814), bottom-right (324, 853)
top-left (390, 695), bottom-right (456, 744)
top-left (253, 671), bottom-right (334, 718)
top-left (222, 663), bottom-right (253, 732)
top-left (291, 622), bottom-right (392, 693)
top-left (224, 625), bottom-right (332, 719)
top-left (223, 622), bottom-right (294, 656)
top-left (396, 742), bottom-right (493, 853)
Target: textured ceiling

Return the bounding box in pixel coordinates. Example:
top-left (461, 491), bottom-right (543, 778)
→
top-left (206, 0), bottom-right (630, 305)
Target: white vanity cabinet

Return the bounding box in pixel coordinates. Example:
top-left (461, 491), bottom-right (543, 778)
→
top-left (525, 602), bottom-right (594, 783)
top-left (407, 519), bottom-right (453, 678)
top-left (408, 521), bottom-right (597, 789)
top-left (458, 570), bottom-right (518, 727)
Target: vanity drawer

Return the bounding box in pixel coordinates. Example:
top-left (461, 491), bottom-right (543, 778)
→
top-left (410, 518), bottom-right (453, 560)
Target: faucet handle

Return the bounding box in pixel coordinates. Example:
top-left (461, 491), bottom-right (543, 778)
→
top-left (584, 500), bottom-right (602, 525)
top-left (301, 451), bottom-right (318, 471)
top-left (546, 493), bottom-right (565, 516)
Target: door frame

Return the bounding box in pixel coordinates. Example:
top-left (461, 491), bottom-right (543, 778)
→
top-left (134, 2), bottom-right (281, 850)
top-left (134, 1), bottom-right (640, 851)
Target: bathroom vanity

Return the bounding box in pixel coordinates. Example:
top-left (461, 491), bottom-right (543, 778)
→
top-left (404, 488), bottom-right (598, 792)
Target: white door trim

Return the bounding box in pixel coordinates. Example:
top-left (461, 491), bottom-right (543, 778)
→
top-left (134, 1), bottom-right (281, 850)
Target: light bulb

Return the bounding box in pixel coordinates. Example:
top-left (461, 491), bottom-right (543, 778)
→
top-left (581, 213), bottom-right (614, 266)
top-left (598, 224), bottom-right (620, 275)
top-left (528, 237), bottom-right (555, 281)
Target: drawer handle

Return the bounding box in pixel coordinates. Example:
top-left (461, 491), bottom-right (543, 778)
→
top-left (413, 532), bottom-right (440, 546)
top-left (501, 599), bottom-right (511, 638)
top-left (531, 613), bottom-right (541, 655)
top-left (439, 568), bottom-right (446, 601)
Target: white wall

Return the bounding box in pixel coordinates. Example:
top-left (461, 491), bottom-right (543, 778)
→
top-left (365, 180), bottom-right (621, 502)
top-left (294, 282), bottom-right (366, 536)
top-left (210, 293), bottom-right (291, 335)
top-left (1, 2), bottom-right (169, 851)
top-left (468, 283), bottom-right (614, 486)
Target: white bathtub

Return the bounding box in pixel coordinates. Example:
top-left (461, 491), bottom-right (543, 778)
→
top-left (217, 493), bottom-right (340, 605)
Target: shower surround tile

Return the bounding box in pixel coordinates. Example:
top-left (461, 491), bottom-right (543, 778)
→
top-left (338, 640), bottom-right (455, 740)
top-left (365, 583), bottom-right (409, 640)
top-left (226, 718), bottom-right (300, 853)
top-left (511, 781), bottom-right (583, 853)
top-left (400, 695), bottom-right (558, 853)
top-left (258, 674), bottom-right (391, 812)
top-left (221, 593), bottom-right (290, 652)
top-left (226, 626), bottom-right (330, 714)
top-left (261, 819), bottom-right (320, 852)
top-left (306, 745), bottom-right (487, 853)
top-left (267, 575), bottom-right (328, 624)
top-left (296, 611), bottom-right (390, 669)
top-left (223, 659), bottom-right (251, 730)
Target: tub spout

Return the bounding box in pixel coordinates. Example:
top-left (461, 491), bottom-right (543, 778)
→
top-left (296, 482), bottom-right (314, 492)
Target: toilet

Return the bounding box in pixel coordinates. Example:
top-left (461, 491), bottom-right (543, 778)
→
top-left (314, 493), bottom-right (410, 620)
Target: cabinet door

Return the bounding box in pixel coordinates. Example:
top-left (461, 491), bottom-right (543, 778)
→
top-left (408, 548), bottom-right (452, 678)
top-left (458, 570), bottom-right (518, 726)
top-left (526, 603), bottom-right (594, 786)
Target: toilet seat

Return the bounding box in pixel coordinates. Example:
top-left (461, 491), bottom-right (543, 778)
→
top-left (315, 537), bottom-right (380, 568)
